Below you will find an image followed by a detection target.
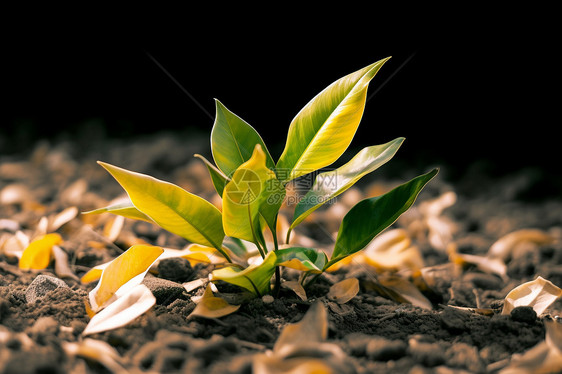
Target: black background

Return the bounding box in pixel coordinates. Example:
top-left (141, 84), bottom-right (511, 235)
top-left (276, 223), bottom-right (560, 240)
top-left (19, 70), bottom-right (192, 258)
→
top-left (2, 16), bottom-right (560, 182)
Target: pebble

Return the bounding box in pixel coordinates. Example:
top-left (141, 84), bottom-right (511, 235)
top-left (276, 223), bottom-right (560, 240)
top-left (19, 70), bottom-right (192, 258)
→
top-left (408, 338), bottom-right (445, 367)
top-left (25, 275), bottom-right (68, 304)
top-left (142, 277), bottom-right (186, 305)
top-left (261, 295), bottom-right (274, 304)
top-left (510, 306), bottom-right (537, 323)
top-left (366, 337), bottom-right (407, 361)
top-left (157, 257), bottom-right (193, 282)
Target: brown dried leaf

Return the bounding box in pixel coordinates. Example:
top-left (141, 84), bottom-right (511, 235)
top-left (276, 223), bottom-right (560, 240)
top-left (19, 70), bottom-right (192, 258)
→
top-left (378, 275), bottom-right (433, 310)
top-left (327, 278), bottom-right (359, 304)
top-left (188, 284), bottom-right (240, 319)
top-left (273, 301), bottom-right (327, 356)
top-left (62, 338), bottom-right (125, 373)
top-left (52, 245), bottom-right (79, 281)
top-left (49, 206), bottom-right (79, 232)
top-left (282, 280), bottom-right (307, 301)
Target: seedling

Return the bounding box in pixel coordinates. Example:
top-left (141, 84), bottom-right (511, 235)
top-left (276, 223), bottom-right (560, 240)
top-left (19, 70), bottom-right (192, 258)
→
top-left (89, 57), bottom-right (438, 298)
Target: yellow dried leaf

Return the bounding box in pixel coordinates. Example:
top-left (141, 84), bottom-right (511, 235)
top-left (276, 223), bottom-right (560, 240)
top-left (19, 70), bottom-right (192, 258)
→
top-left (62, 338), bottom-right (125, 373)
top-left (253, 354), bottom-right (335, 374)
top-left (89, 244), bottom-right (163, 312)
top-left (327, 278), bottom-right (359, 304)
top-left (81, 267), bottom-right (105, 284)
top-left (362, 228), bottom-right (424, 272)
top-left (103, 215), bottom-right (125, 242)
top-left (19, 233), bottom-right (62, 270)
top-left (83, 284), bottom-right (156, 336)
top-left (188, 284), bottom-right (240, 319)
top-left (489, 229), bottom-right (555, 261)
top-left (49, 206), bottom-right (79, 232)
top-left (502, 276), bottom-right (562, 316)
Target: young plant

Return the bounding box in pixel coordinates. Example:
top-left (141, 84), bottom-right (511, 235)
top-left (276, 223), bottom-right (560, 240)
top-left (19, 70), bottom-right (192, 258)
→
top-left (89, 57), bottom-right (438, 298)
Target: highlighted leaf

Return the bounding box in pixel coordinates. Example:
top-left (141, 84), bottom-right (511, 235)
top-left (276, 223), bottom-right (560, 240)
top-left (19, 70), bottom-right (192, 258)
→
top-left (222, 144), bottom-right (278, 244)
top-left (211, 251), bottom-right (277, 296)
top-left (327, 169), bottom-right (438, 269)
top-left (83, 197), bottom-right (154, 223)
top-left (88, 244), bottom-right (163, 312)
top-left (194, 153), bottom-right (230, 196)
top-left (501, 276), bottom-right (562, 316)
top-left (291, 138), bottom-right (404, 232)
top-left (275, 247), bottom-right (328, 273)
top-left (362, 228), bottom-right (424, 272)
top-left (97, 162), bottom-right (227, 257)
top-left (327, 278), bottom-right (359, 304)
top-left (276, 58), bottom-right (390, 181)
top-left (19, 233), bottom-right (62, 270)
top-left (83, 284), bottom-right (156, 336)
top-left (211, 99), bottom-right (274, 178)
top-left (189, 284), bottom-right (241, 319)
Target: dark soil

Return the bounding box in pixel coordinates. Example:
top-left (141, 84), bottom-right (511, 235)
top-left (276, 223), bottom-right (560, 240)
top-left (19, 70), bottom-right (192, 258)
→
top-left (1, 131), bottom-right (561, 373)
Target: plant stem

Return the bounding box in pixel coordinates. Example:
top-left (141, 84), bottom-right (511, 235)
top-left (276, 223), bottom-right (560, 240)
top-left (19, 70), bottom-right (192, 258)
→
top-left (272, 215), bottom-right (281, 297)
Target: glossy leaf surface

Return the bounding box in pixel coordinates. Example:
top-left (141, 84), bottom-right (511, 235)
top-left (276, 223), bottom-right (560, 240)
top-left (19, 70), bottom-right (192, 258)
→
top-left (83, 197), bottom-right (153, 223)
top-left (194, 153), bottom-right (229, 197)
top-left (328, 168), bottom-right (438, 268)
top-left (222, 145), bottom-right (277, 243)
top-left (211, 99), bottom-right (274, 178)
top-left (98, 162), bottom-right (225, 252)
top-left (275, 247), bottom-right (328, 273)
top-left (211, 251), bottom-right (277, 296)
top-left (276, 58), bottom-right (390, 181)
top-left (291, 137), bottom-right (404, 231)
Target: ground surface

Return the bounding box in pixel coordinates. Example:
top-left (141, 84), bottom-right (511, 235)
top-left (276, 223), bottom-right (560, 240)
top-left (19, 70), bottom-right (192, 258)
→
top-left (1, 131), bottom-right (561, 373)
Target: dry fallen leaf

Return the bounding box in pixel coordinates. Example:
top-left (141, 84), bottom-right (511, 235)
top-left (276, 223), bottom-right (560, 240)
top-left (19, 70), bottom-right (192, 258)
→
top-left (49, 206), bottom-right (79, 232)
top-left (188, 284), bottom-right (241, 319)
top-left (362, 228), bottom-right (424, 272)
top-left (52, 245), bottom-right (79, 281)
top-left (83, 284), bottom-right (156, 336)
top-left (327, 278), bottom-right (359, 304)
top-left (19, 233), bottom-right (63, 270)
top-left (274, 301), bottom-right (327, 357)
top-left (63, 338), bottom-right (126, 374)
top-left (88, 244), bottom-right (164, 312)
top-left (489, 229), bottom-right (555, 261)
top-left (282, 280), bottom-right (307, 301)
top-left (502, 276), bottom-right (562, 316)
top-left (376, 275), bottom-right (433, 310)
top-left (499, 318), bottom-right (562, 374)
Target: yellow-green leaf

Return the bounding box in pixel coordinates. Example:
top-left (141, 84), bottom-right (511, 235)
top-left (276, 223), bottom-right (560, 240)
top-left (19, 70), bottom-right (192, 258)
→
top-left (276, 57), bottom-right (391, 182)
top-left (82, 197), bottom-right (154, 223)
top-left (211, 99), bottom-right (274, 178)
top-left (222, 144), bottom-right (278, 243)
top-left (19, 233), bottom-right (62, 270)
top-left (97, 162), bottom-right (226, 255)
top-left (211, 251), bottom-right (277, 296)
top-left (193, 153), bottom-right (230, 197)
top-left (88, 244), bottom-right (163, 312)
top-left (188, 284), bottom-right (241, 319)
top-left (290, 138), bottom-right (404, 233)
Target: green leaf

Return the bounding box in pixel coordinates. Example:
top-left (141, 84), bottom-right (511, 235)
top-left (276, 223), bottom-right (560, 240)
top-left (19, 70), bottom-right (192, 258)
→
top-left (97, 162), bottom-right (228, 259)
top-left (290, 137), bottom-right (404, 232)
top-left (83, 197), bottom-right (154, 223)
top-left (194, 153), bottom-right (230, 196)
top-left (259, 177), bottom-right (286, 235)
top-left (275, 247), bottom-right (328, 273)
top-left (327, 168), bottom-right (438, 269)
top-left (211, 99), bottom-right (275, 178)
top-left (276, 57), bottom-right (391, 182)
top-left (222, 144), bottom-right (278, 244)
top-left (211, 251), bottom-right (278, 296)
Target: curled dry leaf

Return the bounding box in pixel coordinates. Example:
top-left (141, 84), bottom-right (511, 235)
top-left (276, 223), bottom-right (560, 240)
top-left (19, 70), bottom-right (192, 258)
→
top-left (489, 229), bottom-right (555, 261)
top-left (369, 275), bottom-right (433, 310)
top-left (188, 284), bottom-right (240, 319)
top-left (498, 319), bottom-right (562, 374)
top-left (83, 284), bottom-right (156, 336)
top-left (103, 215), bottom-right (125, 242)
top-left (52, 245), bottom-right (79, 281)
top-left (49, 206), bottom-right (79, 232)
top-left (282, 280), bottom-right (307, 301)
top-left (19, 233), bottom-right (62, 270)
top-left (362, 228), bottom-right (424, 272)
top-left (88, 244), bottom-right (164, 312)
top-left (63, 338), bottom-right (126, 374)
top-left (502, 276), bottom-right (562, 316)
top-left (327, 278), bottom-right (359, 304)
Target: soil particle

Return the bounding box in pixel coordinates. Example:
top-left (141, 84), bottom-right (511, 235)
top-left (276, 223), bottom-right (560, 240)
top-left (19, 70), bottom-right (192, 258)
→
top-left (156, 257), bottom-right (193, 282)
top-left (509, 305), bottom-right (537, 323)
top-left (142, 276), bottom-right (187, 305)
